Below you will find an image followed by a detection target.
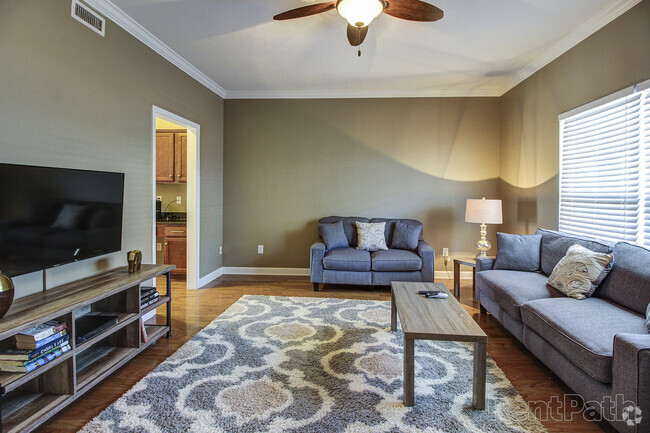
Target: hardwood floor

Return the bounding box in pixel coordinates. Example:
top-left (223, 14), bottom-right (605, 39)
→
top-left (36, 276), bottom-right (614, 433)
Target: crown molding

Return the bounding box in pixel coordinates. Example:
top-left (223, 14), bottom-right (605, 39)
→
top-left (83, 0), bottom-right (640, 100)
top-left (225, 88), bottom-right (501, 99)
top-left (83, 0), bottom-right (227, 98)
top-left (495, 0), bottom-right (642, 96)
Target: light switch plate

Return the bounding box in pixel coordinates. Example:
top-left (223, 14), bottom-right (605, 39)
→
top-left (258, 245), bottom-right (264, 254)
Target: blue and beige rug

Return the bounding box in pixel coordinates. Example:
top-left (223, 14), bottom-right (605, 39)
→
top-left (80, 295), bottom-right (547, 432)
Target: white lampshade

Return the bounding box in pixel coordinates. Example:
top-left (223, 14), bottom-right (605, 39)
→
top-left (337, 0), bottom-right (384, 27)
top-left (465, 198), bottom-right (503, 224)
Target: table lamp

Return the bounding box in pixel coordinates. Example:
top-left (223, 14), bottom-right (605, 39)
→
top-left (465, 197), bottom-right (503, 257)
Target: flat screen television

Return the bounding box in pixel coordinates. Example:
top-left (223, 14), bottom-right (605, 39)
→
top-left (0, 163), bottom-right (124, 277)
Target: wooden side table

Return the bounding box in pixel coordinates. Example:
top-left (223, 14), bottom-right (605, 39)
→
top-left (453, 257), bottom-right (478, 297)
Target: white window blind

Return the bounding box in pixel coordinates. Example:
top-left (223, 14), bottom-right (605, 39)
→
top-left (559, 82), bottom-right (650, 246)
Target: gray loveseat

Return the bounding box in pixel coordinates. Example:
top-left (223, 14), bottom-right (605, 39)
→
top-left (310, 216), bottom-right (434, 291)
top-left (476, 228), bottom-right (649, 433)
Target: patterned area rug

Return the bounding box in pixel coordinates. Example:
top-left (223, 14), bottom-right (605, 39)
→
top-left (81, 296), bottom-right (547, 432)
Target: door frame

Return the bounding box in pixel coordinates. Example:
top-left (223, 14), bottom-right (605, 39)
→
top-left (151, 106), bottom-right (200, 290)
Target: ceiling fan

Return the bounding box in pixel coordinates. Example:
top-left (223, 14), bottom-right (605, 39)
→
top-left (274, 0), bottom-right (443, 53)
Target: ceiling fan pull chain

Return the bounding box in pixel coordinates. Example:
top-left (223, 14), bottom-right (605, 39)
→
top-left (358, 26), bottom-right (362, 57)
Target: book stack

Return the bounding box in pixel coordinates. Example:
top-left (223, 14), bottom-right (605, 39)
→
top-left (0, 320), bottom-right (71, 373)
top-left (140, 287), bottom-right (160, 309)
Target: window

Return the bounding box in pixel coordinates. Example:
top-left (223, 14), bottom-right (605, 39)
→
top-left (559, 80), bottom-right (650, 245)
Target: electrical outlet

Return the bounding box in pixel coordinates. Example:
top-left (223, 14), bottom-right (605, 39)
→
top-left (176, 196), bottom-right (182, 204)
top-left (156, 196), bottom-right (162, 202)
top-left (442, 248), bottom-right (449, 256)
top-left (219, 246), bottom-right (222, 255)
top-left (258, 245), bottom-right (264, 254)
top-left (156, 243), bottom-right (162, 251)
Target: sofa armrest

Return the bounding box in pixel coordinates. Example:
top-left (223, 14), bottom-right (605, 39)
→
top-left (475, 257), bottom-right (495, 273)
top-left (611, 333), bottom-right (650, 432)
top-left (418, 240), bottom-right (435, 282)
top-left (310, 241), bottom-right (326, 283)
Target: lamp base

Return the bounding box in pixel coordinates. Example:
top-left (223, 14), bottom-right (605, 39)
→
top-left (475, 223), bottom-right (491, 258)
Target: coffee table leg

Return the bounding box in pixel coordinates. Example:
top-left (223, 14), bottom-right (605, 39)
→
top-left (473, 340), bottom-right (487, 410)
top-left (453, 260), bottom-right (460, 297)
top-left (404, 337), bottom-right (415, 406)
top-left (390, 287), bottom-right (397, 331)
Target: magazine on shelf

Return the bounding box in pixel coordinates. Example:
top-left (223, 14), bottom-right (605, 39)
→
top-left (140, 287), bottom-right (158, 299)
top-left (0, 335), bottom-right (71, 361)
top-left (0, 344), bottom-right (71, 373)
top-left (15, 330), bottom-right (68, 350)
top-left (14, 320), bottom-right (67, 343)
top-left (141, 295), bottom-right (160, 309)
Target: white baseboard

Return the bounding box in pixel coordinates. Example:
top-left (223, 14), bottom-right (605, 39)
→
top-left (197, 267), bottom-right (224, 288)
top-left (435, 270), bottom-right (473, 280)
top-left (208, 267), bottom-right (473, 281)
top-left (220, 267), bottom-right (311, 276)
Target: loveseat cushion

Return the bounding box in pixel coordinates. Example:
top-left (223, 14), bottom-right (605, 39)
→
top-left (536, 229), bottom-right (614, 276)
top-left (371, 249), bottom-right (422, 271)
top-left (319, 216), bottom-right (369, 247)
top-left (323, 248), bottom-right (371, 272)
top-left (370, 218), bottom-right (422, 247)
top-left (476, 270), bottom-right (563, 320)
top-left (595, 242), bottom-right (650, 315)
top-left (521, 297), bottom-right (647, 383)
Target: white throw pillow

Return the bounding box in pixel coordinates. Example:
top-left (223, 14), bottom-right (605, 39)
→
top-left (547, 243), bottom-right (613, 300)
top-left (356, 222), bottom-right (388, 252)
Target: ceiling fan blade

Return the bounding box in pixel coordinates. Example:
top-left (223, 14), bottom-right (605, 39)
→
top-left (383, 0), bottom-right (443, 22)
top-left (273, 2), bottom-right (336, 20)
top-left (346, 24), bottom-right (368, 46)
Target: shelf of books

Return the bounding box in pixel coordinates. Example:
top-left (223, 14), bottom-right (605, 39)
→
top-left (0, 264), bottom-right (174, 433)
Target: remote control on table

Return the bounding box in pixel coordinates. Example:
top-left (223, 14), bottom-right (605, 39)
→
top-left (417, 290), bottom-right (440, 296)
top-left (425, 292), bottom-right (448, 299)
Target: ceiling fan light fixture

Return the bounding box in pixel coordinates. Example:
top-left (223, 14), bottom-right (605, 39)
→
top-left (336, 0), bottom-right (383, 28)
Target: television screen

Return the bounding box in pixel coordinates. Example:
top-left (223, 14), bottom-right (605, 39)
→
top-left (0, 163), bottom-right (124, 277)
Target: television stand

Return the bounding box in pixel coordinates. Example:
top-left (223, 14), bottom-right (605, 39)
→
top-left (0, 264), bottom-right (174, 433)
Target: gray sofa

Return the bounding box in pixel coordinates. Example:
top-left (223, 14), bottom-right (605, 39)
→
top-left (476, 228), bottom-right (649, 433)
top-left (310, 216), bottom-right (434, 290)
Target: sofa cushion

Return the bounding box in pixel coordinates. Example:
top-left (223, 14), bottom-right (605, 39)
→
top-left (494, 233), bottom-right (542, 272)
top-left (536, 229), bottom-right (614, 276)
top-left (370, 218), bottom-right (422, 247)
top-left (547, 244), bottom-right (614, 299)
top-left (319, 216), bottom-right (369, 247)
top-left (371, 249), bottom-right (422, 271)
top-left (356, 222), bottom-right (388, 252)
top-left (323, 248), bottom-right (371, 272)
top-left (390, 222), bottom-right (422, 251)
top-left (595, 242), bottom-right (650, 315)
top-left (476, 270), bottom-right (563, 320)
top-left (318, 220), bottom-right (348, 251)
top-left (521, 297), bottom-right (647, 383)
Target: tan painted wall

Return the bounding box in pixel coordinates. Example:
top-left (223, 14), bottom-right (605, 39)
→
top-left (499, 0), bottom-right (650, 234)
top-left (224, 98), bottom-right (501, 269)
top-left (0, 0), bottom-right (223, 296)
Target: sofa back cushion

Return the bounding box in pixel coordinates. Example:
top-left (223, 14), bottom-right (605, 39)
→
top-left (370, 218), bottom-right (422, 246)
top-left (319, 216), bottom-right (369, 247)
top-left (595, 242), bottom-right (650, 315)
top-left (536, 228), bottom-right (614, 276)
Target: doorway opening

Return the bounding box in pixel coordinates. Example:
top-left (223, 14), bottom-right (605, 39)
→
top-left (151, 106), bottom-right (200, 290)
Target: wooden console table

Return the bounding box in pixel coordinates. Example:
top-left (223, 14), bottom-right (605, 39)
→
top-left (0, 264), bottom-right (174, 433)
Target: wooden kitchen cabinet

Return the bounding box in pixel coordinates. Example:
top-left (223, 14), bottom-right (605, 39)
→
top-left (156, 129), bottom-right (187, 184)
top-left (159, 223), bottom-right (187, 279)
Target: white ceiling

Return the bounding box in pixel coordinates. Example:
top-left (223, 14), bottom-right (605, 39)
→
top-left (89, 0), bottom-right (641, 98)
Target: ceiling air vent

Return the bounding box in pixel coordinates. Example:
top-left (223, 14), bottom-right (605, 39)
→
top-left (71, 0), bottom-right (105, 37)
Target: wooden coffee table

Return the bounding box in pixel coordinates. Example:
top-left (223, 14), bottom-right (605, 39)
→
top-left (390, 281), bottom-right (488, 409)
